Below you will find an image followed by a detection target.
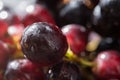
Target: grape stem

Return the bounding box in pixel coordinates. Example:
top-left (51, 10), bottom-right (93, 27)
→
top-left (65, 47), bottom-right (95, 67)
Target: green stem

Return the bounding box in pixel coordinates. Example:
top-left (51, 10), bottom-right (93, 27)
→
top-left (76, 57), bottom-right (94, 67)
top-left (65, 48), bottom-right (95, 67)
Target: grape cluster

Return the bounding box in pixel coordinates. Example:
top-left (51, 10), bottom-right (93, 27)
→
top-left (0, 0), bottom-right (120, 80)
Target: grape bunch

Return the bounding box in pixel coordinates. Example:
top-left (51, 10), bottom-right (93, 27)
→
top-left (0, 0), bottom-right (120, 80)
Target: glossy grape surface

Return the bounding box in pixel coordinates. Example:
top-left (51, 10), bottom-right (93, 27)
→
top-left (47, 61), bottom-right (82, 80)
top-left (93, 50), bottom-right (120, 79)
top-left (22, 4), bottom-right (55, 27)
top-left (59, 0), bottom-right (92, 26)
top-left (5, 59), bottom-right (45, 80)
top-left (21, 22), bottom-right (68, 66)
top-left (91, 0), bottom-right (120, 37)
top-left (62, 24), bottom-right (88, 54)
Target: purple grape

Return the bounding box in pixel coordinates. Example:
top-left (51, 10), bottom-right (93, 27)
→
top-left (21, 22), bottom-right (68, 67)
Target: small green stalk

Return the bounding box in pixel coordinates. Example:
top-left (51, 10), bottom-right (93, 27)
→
top-left (65, 47), bottom-right (95, 67)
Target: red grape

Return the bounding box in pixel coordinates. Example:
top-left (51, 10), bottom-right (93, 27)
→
top-left (61, 24), bottom-right (88, 54)
top-left (0, 40), bottom-right (9, 70)
top-left (22, 4), bottom-right (55, 27)
top-left (5, 59), bottom-right (45, 80)
top-left (93, 50), bottom-right (120, 79)
top-left (0, 20), bottom-right (8, 38)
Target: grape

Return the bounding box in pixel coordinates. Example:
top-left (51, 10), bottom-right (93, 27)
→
top-left (93, 50), bottom-right (120, 79)
top-left (96, 37), bottom-right (120, 53)
top-left (22, 4), bottom-right (55, 27)
top-left (47, 61), bottom-right (82, 80)
top-left (91, 0), bottom-right (120, 38)
top-left (0, 20), bottom-right (8, 38)
top-left (61, 24), bottom-right (88, 54)
top-left (5, 59), bottom-right (45, 80)
top-left (58, 0), bottom-right (92, 26)
top-left (21, 22), bottom-right (68, 67)
top-left (0, 40), bottom-right (9, 70)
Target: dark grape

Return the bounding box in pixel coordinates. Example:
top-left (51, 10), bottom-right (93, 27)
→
top-left (96, 37), bottom-right (120, 53)
top-left (58, 0), bottom-right (92, 27)
top-left (37, 0), bottom-right (61, 11)
top-left (91, 0), bottom-right (120, 38)
top-left (47, 61), bottom-right (82, 80)
top-left (21, 22), bottom-right (68, 67)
